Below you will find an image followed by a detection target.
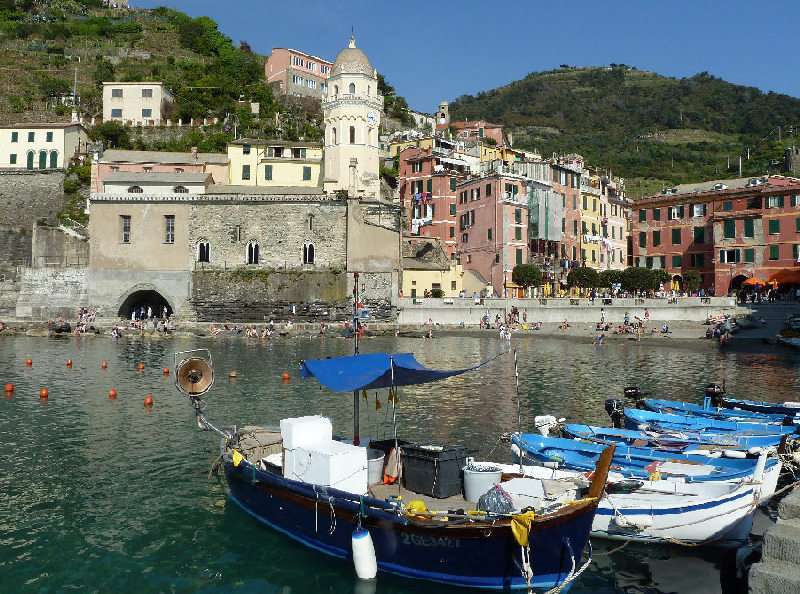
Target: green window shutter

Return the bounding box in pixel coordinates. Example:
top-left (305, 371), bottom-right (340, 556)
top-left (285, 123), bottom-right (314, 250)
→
top-left (653, 230), bottom-right (661, 246)
top-left (796, 217), bottom-right (800, 232)
top-left (693, 227), bottom-right (705, 243)
top-left (242, 165), bottom-right (250, 180)
top-left (264, 165), bottom-right (272, 180)
top-left (678, 205), bottom-right (685, 218)
top-left (744, 248), bottom-right (754, 263)
top-left (653, 208), bottom-right (660, 220)
top-left (723, 219), bottom-right (735, 239)
top-left (303, 166), bottom-right (311, 181)
top-left (488, 228), bottom-right (492, 240)
top-left (672, 228), bottom-right (681, 244)
top-left (744, 218), bottom-right (754, 237)
top-left (723, 201), bottom-right (732, 211)
top-left (427, 179), bottom-right (433, 193)
top-left (516, 248), bottom-right (523, 265)
top-left (449, 203), bottom-right (456, 216)
top-left (769, 244), bottom-right (779, 260)
top-left (515, 209), bottom-right (521, 224)
top-left (46, 131), bottom-right (53, 142)
top-left (449, 177), bottom-right (456, 191)
top-left (769, 219), bottom-right (780, 234)
top-left (794, 245), bottom-right (799, 261)
top-left (639, 232), bottom-right (646, 247)
top-left (672, 255), bottom-right (682, 267)
top-left (9, 154), bottom-right (16, 165)
top-left (515, 227), bottom-right (522, 240)
top-left (11, 131), bottom-right (17, 142)
top-left (779, 196), bottom-right (785, 207)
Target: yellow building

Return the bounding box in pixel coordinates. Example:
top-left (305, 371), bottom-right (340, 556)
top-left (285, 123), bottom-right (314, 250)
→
top-left (580, 180), bottom-right (603, 269)
top-left (227, 139), bottom-right (323, 187)
top-left (389, 136), bottom-right (433, 159)
top-left (401, 237), bottom-right (468, 297)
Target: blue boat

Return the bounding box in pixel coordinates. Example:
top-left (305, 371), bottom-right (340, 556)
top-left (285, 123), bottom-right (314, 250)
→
top-left (512, 433), bottom-right (780, 483)
top-left (714, 396), bottom-right (800, 418)
top-left (173, 348), bottom-right (613, 591)
top-left (623, 408), bottom-right (799, 439)
top-left (562, 423), bottom-right (783, 451)
top-left (641, 398), bottom-right (790, 424)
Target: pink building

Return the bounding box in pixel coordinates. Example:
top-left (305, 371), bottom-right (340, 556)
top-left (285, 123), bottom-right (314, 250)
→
top-left (456, 174), bottom-right (529, 297)
top-left (440, 119), bottom-right (508, 146)
top-left (90, 149), bottom-right (229, 192)
top-left (266, 48), bottom-right (333, 98)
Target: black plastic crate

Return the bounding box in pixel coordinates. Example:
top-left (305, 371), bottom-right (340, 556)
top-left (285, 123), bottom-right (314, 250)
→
top-left (368, 438), bottom-right (410, 458)
top-left (401, 444), bottom-right (467, 498)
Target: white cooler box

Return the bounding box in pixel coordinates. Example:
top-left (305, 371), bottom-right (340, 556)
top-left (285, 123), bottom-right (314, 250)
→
top-left (284, 440), bottom-right (368, 495)
top-left (280, 415), bottom-right (333, 449)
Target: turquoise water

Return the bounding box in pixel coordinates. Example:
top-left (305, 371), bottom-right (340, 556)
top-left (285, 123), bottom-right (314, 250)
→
top-left (1, 334), bottom-right (798, 594)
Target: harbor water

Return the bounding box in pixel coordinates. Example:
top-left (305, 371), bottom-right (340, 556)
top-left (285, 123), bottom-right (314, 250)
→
top-left (1, 334), bottom-right (798, 594)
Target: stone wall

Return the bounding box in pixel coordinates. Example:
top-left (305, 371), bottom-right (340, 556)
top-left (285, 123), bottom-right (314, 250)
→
top-left (31, 224), bottom-right (89, 268)
top-left (15, 267), bottom-right (88, 319)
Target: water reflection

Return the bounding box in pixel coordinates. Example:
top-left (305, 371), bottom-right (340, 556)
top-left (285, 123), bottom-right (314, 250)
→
top-left (1, 334), bottom-right (796, 593)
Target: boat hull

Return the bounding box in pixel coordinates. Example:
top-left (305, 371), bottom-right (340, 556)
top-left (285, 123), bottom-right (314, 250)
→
top-left (224, 461), bottom-right (597, 591)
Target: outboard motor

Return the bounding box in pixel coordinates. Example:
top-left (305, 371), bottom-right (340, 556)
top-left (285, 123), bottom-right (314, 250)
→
top-left (704, 383), bottom-right (725, 407)
top-left (605, 399), bottom-right (625, 429)
top-left (534, 415), bottom-right (560, 437)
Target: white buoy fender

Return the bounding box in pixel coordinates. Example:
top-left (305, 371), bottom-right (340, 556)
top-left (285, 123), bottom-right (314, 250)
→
top-left (753, 451), bottom-right (768, 484)
top-left (352, 527), bottom-right (378, 580)
top-left (722, 449), bottom-right (747, 459)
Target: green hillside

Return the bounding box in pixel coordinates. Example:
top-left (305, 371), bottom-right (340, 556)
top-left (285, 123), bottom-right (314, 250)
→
top-left (450, 66), bottom-right (800, 197)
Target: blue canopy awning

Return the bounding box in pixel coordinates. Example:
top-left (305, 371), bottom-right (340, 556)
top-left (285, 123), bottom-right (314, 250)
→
top-left (300, 352), bottom-right (488, 393)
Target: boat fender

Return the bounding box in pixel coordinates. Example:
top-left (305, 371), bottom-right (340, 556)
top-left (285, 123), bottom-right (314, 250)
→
top-left (684, 449), bottom-right (713, 456)
top-left (611, 513), bottom-right (653, 531)
top-left (723, 450), bottom-right (747, 459)
top-left (748, 447), bottom-right (763, 456)
top-left (636, 424), bottom-right (650, 432)
top-left (543, 461), bottom-right (560, 469)
top-left (351, 527), bottom-right (378, 580)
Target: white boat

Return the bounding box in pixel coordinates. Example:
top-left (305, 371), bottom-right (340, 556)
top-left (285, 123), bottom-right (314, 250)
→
top-left (500, 444), bottom-right (778, 547)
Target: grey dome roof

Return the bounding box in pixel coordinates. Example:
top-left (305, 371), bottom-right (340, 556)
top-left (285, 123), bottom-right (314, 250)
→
top-left (331, 36), bottom-right (374, 76)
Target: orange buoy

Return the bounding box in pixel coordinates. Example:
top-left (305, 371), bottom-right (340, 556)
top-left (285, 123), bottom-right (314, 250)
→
top-left (281, 372), bottom-right (290, 381)
top-left (108, 388), bottom-right (117, 399)
top-left (4, 383), bottom-right (14, 393)
top-left (137, 362), bottom-right (145, 371)
top-left (25, 359), bottom-right (32, 367)
top-left (144, 393), bottom-right (154, 407)
top-left (39, 387), bottom-right (49, 399)
top-left (162, 367), bottom-right (170, 376)
top-left (100, 360), bottom-right (108, 369)
top-left (66, 359), bottom-right (73, 368)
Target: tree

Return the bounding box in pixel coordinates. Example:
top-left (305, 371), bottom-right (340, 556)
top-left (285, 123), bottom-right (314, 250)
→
top-left (649, 269), bottom-right (670, 291)
top-left (598, 269), bottom-right (623, 288)
top-left (683, 270), bottom-right (702, 293)
top-left (567, 266), bottom-right (599, 288)
top-left (89, 121), bottom-right (131, 149)
top-left (512, 264), bottom-right (543, 290)
top-left (621, 266), bottom-right (650, 293)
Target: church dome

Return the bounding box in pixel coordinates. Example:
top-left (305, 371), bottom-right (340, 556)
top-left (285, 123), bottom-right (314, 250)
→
top-left (331, 35), bottom-right (374, 77)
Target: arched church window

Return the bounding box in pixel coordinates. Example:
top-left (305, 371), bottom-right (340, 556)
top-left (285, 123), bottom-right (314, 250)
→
top-left (174, 186), bottom-right (189, 193)
top-left (246, 241), bottom-right (260, 265)
top-left (308, 214), bottom-right (314, 231)
top-left (348, 82), bottom-right (356, 94)
top-left (197, 241), bottom-right (210, 263)
top-left (128, 186), bottom-right (143, 193)
top-left (303, 242), bottom-right (315, 265)
top-left (349, 126), bottom-right (356, 144)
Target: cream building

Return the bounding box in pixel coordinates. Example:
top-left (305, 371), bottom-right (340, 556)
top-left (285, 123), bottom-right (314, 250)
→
top-left (322, 35), bottom-right (384, 198)
top-left (227, 139), bottom-right (323, 187)
top-left (102, 82), bottom-right (173, 126)
top-left (0, 122), bottom-right (88, 169)
top-left (99, 171), bottom-right (211, 194)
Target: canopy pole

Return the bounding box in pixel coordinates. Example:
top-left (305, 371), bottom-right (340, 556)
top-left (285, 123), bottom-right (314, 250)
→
top-left (353, 272), bottom-right (360, 446)
top-left (513, 349), bottom-right (522, 473)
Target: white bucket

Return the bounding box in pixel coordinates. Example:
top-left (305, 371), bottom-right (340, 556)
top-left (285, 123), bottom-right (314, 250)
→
top-left (463, 462), bottom-right (503, 503)
top-left (367, 449), bottom-right (385, 486)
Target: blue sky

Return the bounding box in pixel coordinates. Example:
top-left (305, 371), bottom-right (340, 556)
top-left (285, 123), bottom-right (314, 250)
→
top-left (137, 0), bottom-right (800, 112)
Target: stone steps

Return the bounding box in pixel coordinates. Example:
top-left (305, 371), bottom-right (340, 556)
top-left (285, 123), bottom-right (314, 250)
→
top-left (749, 560), bottom-right (800, 594)
top-left (750, 485), bottom-right (800, 594)
top-left (190, 299), bottom-right (396, 323)
top-left (762, 519), bottom-right (800, 565)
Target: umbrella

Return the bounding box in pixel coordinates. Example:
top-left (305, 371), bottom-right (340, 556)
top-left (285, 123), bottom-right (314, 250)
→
top-left (768, 269), bottom-right (800, 285)
top-left (742, 277), bottom-right (767, 287)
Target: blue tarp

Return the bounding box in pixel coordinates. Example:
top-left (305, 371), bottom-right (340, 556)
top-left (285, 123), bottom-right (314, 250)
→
top-left (300, 352), bottom-right (485, 393)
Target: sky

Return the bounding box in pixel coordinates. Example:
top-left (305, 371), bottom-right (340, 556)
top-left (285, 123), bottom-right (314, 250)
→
top-left (136, 0), bottom-right (800, 113)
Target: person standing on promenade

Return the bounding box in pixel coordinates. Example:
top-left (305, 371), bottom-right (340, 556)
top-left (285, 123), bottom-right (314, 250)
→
top-left (644, 308), bottom-right (650, 323)
top-left (600, 308), bottom-right (606, 324)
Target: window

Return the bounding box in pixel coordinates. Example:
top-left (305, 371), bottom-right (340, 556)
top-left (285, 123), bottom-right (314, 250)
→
top-left (653, 230), bottom-right (661, 246)
top-left (744, 218), bottom-right (754, 238)
top-left (668, 205), bottom-right (684, 219)
top-left (9, 154), bottom-right (16, 165)
top-left (127, 186), bottom-right (143, 193)
top-left (639, 209), bottom-right (646, 222)
top-left (175, 168), bottom-right (184, 173)
top-left (242, 144), bottom-right (251, 155)
top-left (719, 249), bottom-right (740, 263)
top-left (768, 219), bottom-right (780, 234)
top-left (164, 215), bottom-right (175, 244)
top-left (672, 255), bottom-right (682, 267)
top-left (672, 228), bottom-right (681, 244)
top-left (120, 215), bottom-right (131, 243)
top-left (348, 82), bottom-right (356, 94)
top-left (173, 186), bottom-right (189, 193)
top-left (591, 223), bottom-right (596, 235)
top-left (639, 231), bottom-right (646, 248)
top-left (744, 248), bottom-right (754, 263)
top-left (767, 195), bottom-right (785, 208)
top-left (582, 221), bottom-right (588, 234)
top-left (111, 88), bottom-right (123, 98)
top-left (46, 131), bottom-right (53, 142)
top-left (142, 109), bottom-right (152, 118)
top-left (449, 203), bottom-right (456, 216)
top-left (111, 109), bottom-right (122, 118)
top-left (723, 200), bottom-right (733, 211)
top-left (268, 147), bottom-right (283, 158)
top-left (793, 195), bottom-right (800, 207)
top-left (247, 241), bottom-right (260, 265)
top-left (514, 227), bottom-right (522, 241)
top-left (795, 245), bottom-right (800, 262)
top-left (652, 208), bottom-right (661, 220)
top-left (693, 226), bottom-right (705, 243)
top-left (427, 179), bottom-right (432, 193)
top-left (769, 244), bottom-right (779, 260)
top-left (582, 196), bottom-right (588, 210)
top-left (486, 183), bottom-right (492, 197)
top-left (11, 131), bottom-right (17, 143)
top-left (265, 165), bottom-right (273, 180)
top-left (26, 151), bottom-right (33, 169)
top-left (242, 165), bottom-right (250, 180)
top-left (592, 250), bottom-right (597, 263)
top-left (723, 219), bottom-right (735, 239)
top-left (332, 127), bottom-right (337, 144)
top-left (796, 217), bottom-right (800, 232)
top-left (449, 226), bottom-right (455, 238)
top-left (514, 209), bottom-right (522, 224)
top-left (562, 218), bottom-right (566, 233)
top-left (573, 220), bottom-right (578, 234)
top-left (38, 150), bottom-right (46, 169)
top-left (495, 253), bottom-right (500, 263)
top-left (303, 166), bottom-right (311, 181)
top-left (692, 203), bottom-right (707, 217)
top-left (349, 126), bottom-right (356, 144)
top-left (612, 226), bottom-right (616, 239)
top-left (450, 177), bottom-right (456, 191)
top-left (142, 88), bottom-right (153, 98)
top-left (27, 132), bottom-right (34, 142)
top-left (303, 242), bottom-right (315, 265)
top-left (411, 161), bottom-right (422, 173)
top-left (516, 248), bottom-right (523, 266)
top-left (488, 228), bottom-right (493, 240)
top-left (476, 187), bottom-right (480, 199)
top-left (747, 196), bottom-right (762, 209)
top-left (690, 253), bottom-right (705, 267)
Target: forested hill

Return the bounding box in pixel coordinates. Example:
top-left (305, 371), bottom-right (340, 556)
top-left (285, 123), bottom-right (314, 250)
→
top-left (450, 66), bottom-right (800, 197)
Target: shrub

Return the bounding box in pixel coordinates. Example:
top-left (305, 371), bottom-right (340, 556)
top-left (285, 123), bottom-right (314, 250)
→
top-left (512, 263), bottom-right (543, 289)
top-left (567, 266), bottom-right (599, 288)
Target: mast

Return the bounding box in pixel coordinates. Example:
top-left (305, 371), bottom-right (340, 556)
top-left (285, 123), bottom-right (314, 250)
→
top-left (353, 272), bottom-right (360, 446)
